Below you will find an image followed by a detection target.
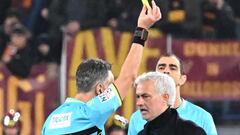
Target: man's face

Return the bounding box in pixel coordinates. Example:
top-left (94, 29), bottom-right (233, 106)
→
top-left (4, 17), bottom-right (19, 34)
top-left (155, 56), bottom-right (185, 86)
top-left (136, 80), bottom-right (166, 121)
top-left (11, 34), bottom-right (27, 48)
top-left (38, 43), bottom-right (50, 55)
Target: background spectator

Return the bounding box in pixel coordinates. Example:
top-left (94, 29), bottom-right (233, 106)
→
top-left (47, 0), bottom-right (107, 63)
top-left (227, 0), bottom-right (240, 39)
top-left (25, 0), bottom-right (53, 36)
top-left (33, 33), bottom-right (55, 64)
top-left (201, 0), bottom-right (236, 39)
top-left (11, 0), bottom-right (32, 27)
top-left (111, 0), bottom-right (141, 32)
top-left (156, 0), bottom-right (202, 38)
top-left (105, 0), bottom-right (124, 30)
top-left (1, 24), bottom-right (33, 78)
top-left (0, 8), bottom-right (21, 58)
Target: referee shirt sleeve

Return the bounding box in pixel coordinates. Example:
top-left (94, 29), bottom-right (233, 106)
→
top-left (87, 83), bottom-right (122, 126)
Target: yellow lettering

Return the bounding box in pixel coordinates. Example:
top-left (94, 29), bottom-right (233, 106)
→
top-left (206, 62), bottom-right (219, 76)
top-left (184, 41), bottom-right (240, 57)
top-left (182, 81), bottom-right (240, 99)
top-left (232, 81), bottom-right (240, 99)
top-left (70, 30), bottom-right (98, 77)
top-left (222, 82), bottom-right (231, 97)
top-left (35, 92), bottom-right (44, 135)
top-left (18, 101), bottom-right (32, 135)
top-left (101, 28), bottom-right (132, 76)
top-left (182, 82), bottom-right (195, 98)
top-left (232, 42), bottom-right (240, 56)
top-left (123, 88), bottom-right (134, 120)
top-left (17, 79), bottom-right (32, 92)
top-left (68, 79), bottom-right (77, 97)
top-left (197, 43), bottom-right (207, 57)
top-left (140, 47), bottom-right (160, 73)
top-left (183, 42), bottom-right (195, 57)
top-left (208, 43), bottom-right (219, 56)
top-left (236, 82), bottom-right (240, 98)
top-left (7, 76), bottom-right (19, 110)
top-left (68, 30), bottom-right (98, 96)
top-left (202, 81), bottom-right (211, 98)
top-left (148, 28), bottom-right (163, 38)
top-left (220, 42), bottom-right (232, 56)
top-left (213, 81), bottom-right (221, 97)
top-left (0, 72), bottom-right (4, 81)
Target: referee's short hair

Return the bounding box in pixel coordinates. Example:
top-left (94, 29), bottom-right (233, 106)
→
top-left (76, 58), bottom-right (111, 92)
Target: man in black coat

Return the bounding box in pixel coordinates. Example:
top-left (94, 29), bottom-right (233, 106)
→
top-left (1, 24), bottom-right (33, 78)
top-left (135, 72), bottom-right (206, 135)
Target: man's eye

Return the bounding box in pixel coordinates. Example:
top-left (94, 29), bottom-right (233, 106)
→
top-left (142, 95), bottom-right (150, 99)
top-left (170, 67), bottom-right (177, 70)
top-left (158, 67), bottom-right (164, 70)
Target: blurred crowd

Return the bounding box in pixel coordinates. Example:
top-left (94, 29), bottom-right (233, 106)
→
top-left (0, 0), bottom-right (239, 78)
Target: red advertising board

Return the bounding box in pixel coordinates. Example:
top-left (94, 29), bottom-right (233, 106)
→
top-left (172, 40), bottom-right (240, 100)
top-left (0, 64), bottom-right (59, 135)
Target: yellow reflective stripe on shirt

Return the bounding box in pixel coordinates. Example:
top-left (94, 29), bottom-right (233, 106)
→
top-left (111, 83), bottom-right (122, 106)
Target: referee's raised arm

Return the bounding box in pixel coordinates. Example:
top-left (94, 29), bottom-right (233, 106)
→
top-left (114, 0), bottom-right (162, 100)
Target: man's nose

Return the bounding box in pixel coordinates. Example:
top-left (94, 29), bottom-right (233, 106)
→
top-left (163, 68), bottom-right (170, 74)
top-left (136, 98), bottom-right (143, 106)
top-left (163, 71), bottom-right (170, 74)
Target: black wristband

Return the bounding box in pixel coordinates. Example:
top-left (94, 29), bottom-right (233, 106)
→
top-left (132, 27), bottom-right (148, 46)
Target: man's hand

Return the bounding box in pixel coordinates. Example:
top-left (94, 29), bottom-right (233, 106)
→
top-left (138, 0), bottom-right (161, 29)
top-left (65, 20), bottom-right (80, 35)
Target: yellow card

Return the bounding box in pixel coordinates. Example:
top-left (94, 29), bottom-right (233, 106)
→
top-left (141, 0), bottom-right (150, 7)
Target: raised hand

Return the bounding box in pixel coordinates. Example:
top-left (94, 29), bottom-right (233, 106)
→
top-left (138, 0), bottom-right (162, 29)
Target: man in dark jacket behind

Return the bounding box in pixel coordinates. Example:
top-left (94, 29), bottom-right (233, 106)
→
top-left (1, 24), bottom-right (33, 78)
top-left (135, 72), bottom-right (206, 135)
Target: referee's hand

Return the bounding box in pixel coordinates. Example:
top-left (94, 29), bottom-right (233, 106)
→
top-left (138, 0), bottom-right (162, 29)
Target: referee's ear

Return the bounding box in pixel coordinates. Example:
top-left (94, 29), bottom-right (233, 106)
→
top-left (179, 74), bottom-right (187, 86)
top-left (95, 83), bottom-right (104, 95)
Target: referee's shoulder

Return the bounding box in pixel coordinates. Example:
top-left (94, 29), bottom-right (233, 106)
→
top-left (185, 100), bottom-right (212, 116)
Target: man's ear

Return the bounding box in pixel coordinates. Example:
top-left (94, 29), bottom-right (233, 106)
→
top-left (162, 93), bottom-right (169, 104)
top-left (179, 75), bottom-right (187, 86)
top-left (95, 83), bottom-right (104, 95)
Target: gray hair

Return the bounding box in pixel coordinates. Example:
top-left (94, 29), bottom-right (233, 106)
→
top-left (134, 72), bottom-right (176, 107)
top-left (76, 59), bottom-right (111, 92)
